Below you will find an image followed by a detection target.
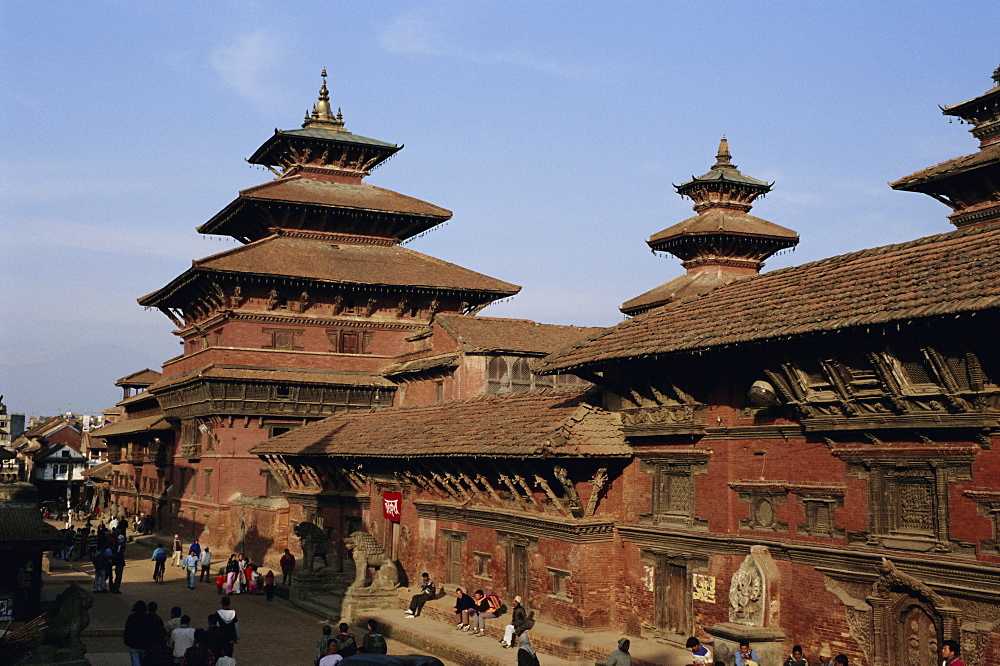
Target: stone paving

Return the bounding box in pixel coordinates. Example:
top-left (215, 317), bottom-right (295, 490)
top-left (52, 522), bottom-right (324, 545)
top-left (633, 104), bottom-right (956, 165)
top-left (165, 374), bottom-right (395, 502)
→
top-left (42, 527), bottom-right (458, 666)
top-left (41, 522), bottom-right (691, 665)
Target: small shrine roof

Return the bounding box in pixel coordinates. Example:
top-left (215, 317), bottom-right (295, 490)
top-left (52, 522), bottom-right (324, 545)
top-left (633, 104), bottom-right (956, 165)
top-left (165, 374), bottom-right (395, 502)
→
top-left (250, 387), bottom-right (629, 459)
top-left (81, 461), bottom-right (113, 480)
top-left (115, 391), bottom-right (158, 408)
top-left (539, 222), bottom-right (1000, 373)
top-left (381, 353), bottom-right (461, 377)
top-left (139, 235), bottom-right (520, 307)
top-left (115, 368), bottom-right (162, 388)
top-left (89, 414), bottom-right (172, 438)
top-left (890, 142), bottom-right (1000, 189)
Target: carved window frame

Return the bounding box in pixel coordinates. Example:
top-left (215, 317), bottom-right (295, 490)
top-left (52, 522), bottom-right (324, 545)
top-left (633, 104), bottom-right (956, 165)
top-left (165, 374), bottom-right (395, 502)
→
top-left (473, 551), bottom-right (492, 580)
top-left (843, 454), bottom-right (973, 552)
top-left (732, 486), bottom-right (788, 533)
top-left (639, 456), bottom-right (709, 530)
top-left (964, 490), bottom-right (1000, 556)
top-left (794, 490), bottom-right (845, 538)
top-left (546, 567), bottom-right (572, 601)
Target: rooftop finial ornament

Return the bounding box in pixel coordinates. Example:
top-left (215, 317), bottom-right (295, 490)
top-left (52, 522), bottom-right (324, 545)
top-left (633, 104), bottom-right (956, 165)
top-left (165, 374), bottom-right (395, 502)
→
top-left (714, 135), bottom-right (735, 170)
top-left (304, 68), bottom-right (346, 130)
top-left (992, 63), bottom-right (1000, 87)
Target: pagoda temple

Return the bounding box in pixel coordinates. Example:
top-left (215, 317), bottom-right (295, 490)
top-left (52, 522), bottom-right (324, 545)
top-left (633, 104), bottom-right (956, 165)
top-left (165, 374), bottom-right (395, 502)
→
top-left (891, 66), bottom-right (1000, 227)
top-left (123, 72), bottom-right (521, 553)
top-left (621, 137), bottom-right (798, 316)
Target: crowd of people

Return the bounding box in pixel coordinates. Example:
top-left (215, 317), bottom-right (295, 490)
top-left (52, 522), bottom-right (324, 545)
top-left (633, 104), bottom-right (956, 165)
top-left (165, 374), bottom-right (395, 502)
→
top-left (123, 598), bottom-right (240, 666)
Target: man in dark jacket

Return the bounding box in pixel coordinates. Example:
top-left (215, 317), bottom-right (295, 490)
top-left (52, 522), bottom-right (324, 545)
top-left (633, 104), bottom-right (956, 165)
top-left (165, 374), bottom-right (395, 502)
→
top-left (203, 613), bottom-right (229, 662)
top-left (124, 600), bottom-right (156, 666)
top-left (361, 619), bottom-right (387, 654)
top-left (109, 548), bottom-right (126, 593)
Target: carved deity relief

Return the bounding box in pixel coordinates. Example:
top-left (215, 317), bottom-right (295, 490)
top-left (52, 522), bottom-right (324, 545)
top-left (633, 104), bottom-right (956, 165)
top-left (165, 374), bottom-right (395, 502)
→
top-left (729, 554), bottom-right (764, 625)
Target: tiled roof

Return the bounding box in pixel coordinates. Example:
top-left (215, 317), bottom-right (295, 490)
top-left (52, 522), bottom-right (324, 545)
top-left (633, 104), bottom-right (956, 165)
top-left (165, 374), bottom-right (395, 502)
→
top-left (115, 368), bottom-right (162, 387)
top-left (139, 235), bottom-right (520, 307)
top-left (116, 391), bottom-right (159, 408)
top-left (0, 508), bottom-right (64, 545)
top-left (240, 177), bottom-right (450, 218)
top-left (620, 270), bottom-right (756, 316)
top-left (647, 210), bottom-right (798, 246)
top-left (539, 222), bottom-right (1000, 372)
top-left (890, 143), bottom-right (1000, 189)
top-left (149, 364), bottom-right (395, 393)
top-left (435, 315), bottom-right (606, 355)
top-left (81, 461), bottom-right (113, 480)
top-left (89, 415), bottom-right (172, 438)
top-left (382, 353), bottom-right (460, 377)
top-left (197, 176), bottom-right (452, 240)
top-left (250, 388), bottom-right (629, 459)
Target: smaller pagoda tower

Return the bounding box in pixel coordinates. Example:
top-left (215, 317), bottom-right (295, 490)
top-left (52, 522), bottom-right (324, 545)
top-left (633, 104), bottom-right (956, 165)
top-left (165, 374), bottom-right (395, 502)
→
top-left (621, 138), bottom-right (798, 316)
top-left (891, 65), bottom-right (1000, 227)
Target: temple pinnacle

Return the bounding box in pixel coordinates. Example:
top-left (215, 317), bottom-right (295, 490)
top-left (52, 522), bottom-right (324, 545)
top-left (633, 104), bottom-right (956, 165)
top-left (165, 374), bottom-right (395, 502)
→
top-left (715, 135), bottom-right (735, 169)
top-left (303, 68), bottom-right (346, 130)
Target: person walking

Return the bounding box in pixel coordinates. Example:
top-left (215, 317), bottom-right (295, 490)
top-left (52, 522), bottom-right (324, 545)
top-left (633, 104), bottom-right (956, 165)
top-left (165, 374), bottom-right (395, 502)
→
top-left (124, 600), bottom-right (155, 666)
top-left (361, 619), bottom-right (387, 654)
top-left (216, 596), bottom-right (240, 657)
top-left (168, 614), bottom-right (196, 664)
top-left (172, 534), bottom-right (184, 567)
top-left (203, 613), bottom-right (228, 663)
top-left (607, 638), bottom-right (631, 666)
top-left (224, 555), bottom-right (239, 595)
top-left (199, 546), bottom-right (212, 582)
top-left (91, 548), bottom-right (111, 593)
top-left (314, 625), bottom-right (334, 666)
top-left (182, 550), bottom-right (200, 589)
top-left (279, 548), bottom-right (295, 585)
top-left (332, 623), bottom-right (357, 658)
top-left (263, 570), bottom-right (275, 601)
top-left (109, 547), bottom-right (126, 594)
top-left (517, 632), bottom-right (540, 666)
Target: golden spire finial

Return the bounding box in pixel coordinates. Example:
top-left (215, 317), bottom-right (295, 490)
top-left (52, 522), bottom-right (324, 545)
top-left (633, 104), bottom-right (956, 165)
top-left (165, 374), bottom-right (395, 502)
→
top-left (714, 135), bottom-right (735, 169)
top-left (302, 69), bottom-right (346, 130)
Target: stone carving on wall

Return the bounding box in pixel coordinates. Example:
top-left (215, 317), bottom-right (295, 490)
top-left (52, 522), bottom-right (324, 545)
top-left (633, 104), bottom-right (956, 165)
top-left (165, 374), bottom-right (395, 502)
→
top-left (729, 553), bottom-right (764, 625)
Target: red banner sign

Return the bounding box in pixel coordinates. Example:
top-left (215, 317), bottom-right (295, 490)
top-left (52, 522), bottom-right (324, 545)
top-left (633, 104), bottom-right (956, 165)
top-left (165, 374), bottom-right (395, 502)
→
top-left (383, 491), bottom-right (402, 522)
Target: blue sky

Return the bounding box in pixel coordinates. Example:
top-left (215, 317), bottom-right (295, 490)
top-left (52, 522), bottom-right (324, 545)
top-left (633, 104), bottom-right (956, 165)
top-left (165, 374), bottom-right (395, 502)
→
top-left (1, 1), bottom-right (998, 416)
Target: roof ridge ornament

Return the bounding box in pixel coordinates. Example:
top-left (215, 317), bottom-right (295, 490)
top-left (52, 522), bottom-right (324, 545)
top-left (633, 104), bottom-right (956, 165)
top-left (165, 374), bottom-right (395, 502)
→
top-left (303, 68), bottom-right (346, 131)
top-left (714, 135), bottom-right (736, 170)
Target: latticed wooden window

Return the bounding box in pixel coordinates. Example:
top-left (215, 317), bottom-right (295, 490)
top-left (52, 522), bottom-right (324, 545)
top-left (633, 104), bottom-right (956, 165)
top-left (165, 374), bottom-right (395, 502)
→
top-left (511, 358), bottom-right (531, 392)
top-left (486, 357), bottom-right (511, 394)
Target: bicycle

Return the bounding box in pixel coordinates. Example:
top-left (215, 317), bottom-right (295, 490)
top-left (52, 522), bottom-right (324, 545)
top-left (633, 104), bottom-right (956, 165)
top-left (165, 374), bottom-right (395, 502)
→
top-left (153, 559), bottom-right (165, 584)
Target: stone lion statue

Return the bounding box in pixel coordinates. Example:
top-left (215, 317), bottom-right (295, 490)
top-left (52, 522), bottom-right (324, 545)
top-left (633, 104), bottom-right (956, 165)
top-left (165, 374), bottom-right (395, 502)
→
top-left (293, 521), bottom-right (330, 572)
top-left (345, 531), bottom-right (398, 590)
top-left (46, 584), bottom-right (92, 649)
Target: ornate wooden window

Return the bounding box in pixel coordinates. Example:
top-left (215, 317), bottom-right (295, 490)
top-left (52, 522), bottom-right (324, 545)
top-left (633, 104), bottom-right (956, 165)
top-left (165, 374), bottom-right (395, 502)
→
top-left (841, 453), bottom-right (973, 553)
top-left (640, 456), bottom-right (709, 529)
top-left (794, 489), bottom-right (845, 538)
top-left (511, 358), bottom-right (532, 392)
top-left (487, 357), bottom-right (511, 394)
